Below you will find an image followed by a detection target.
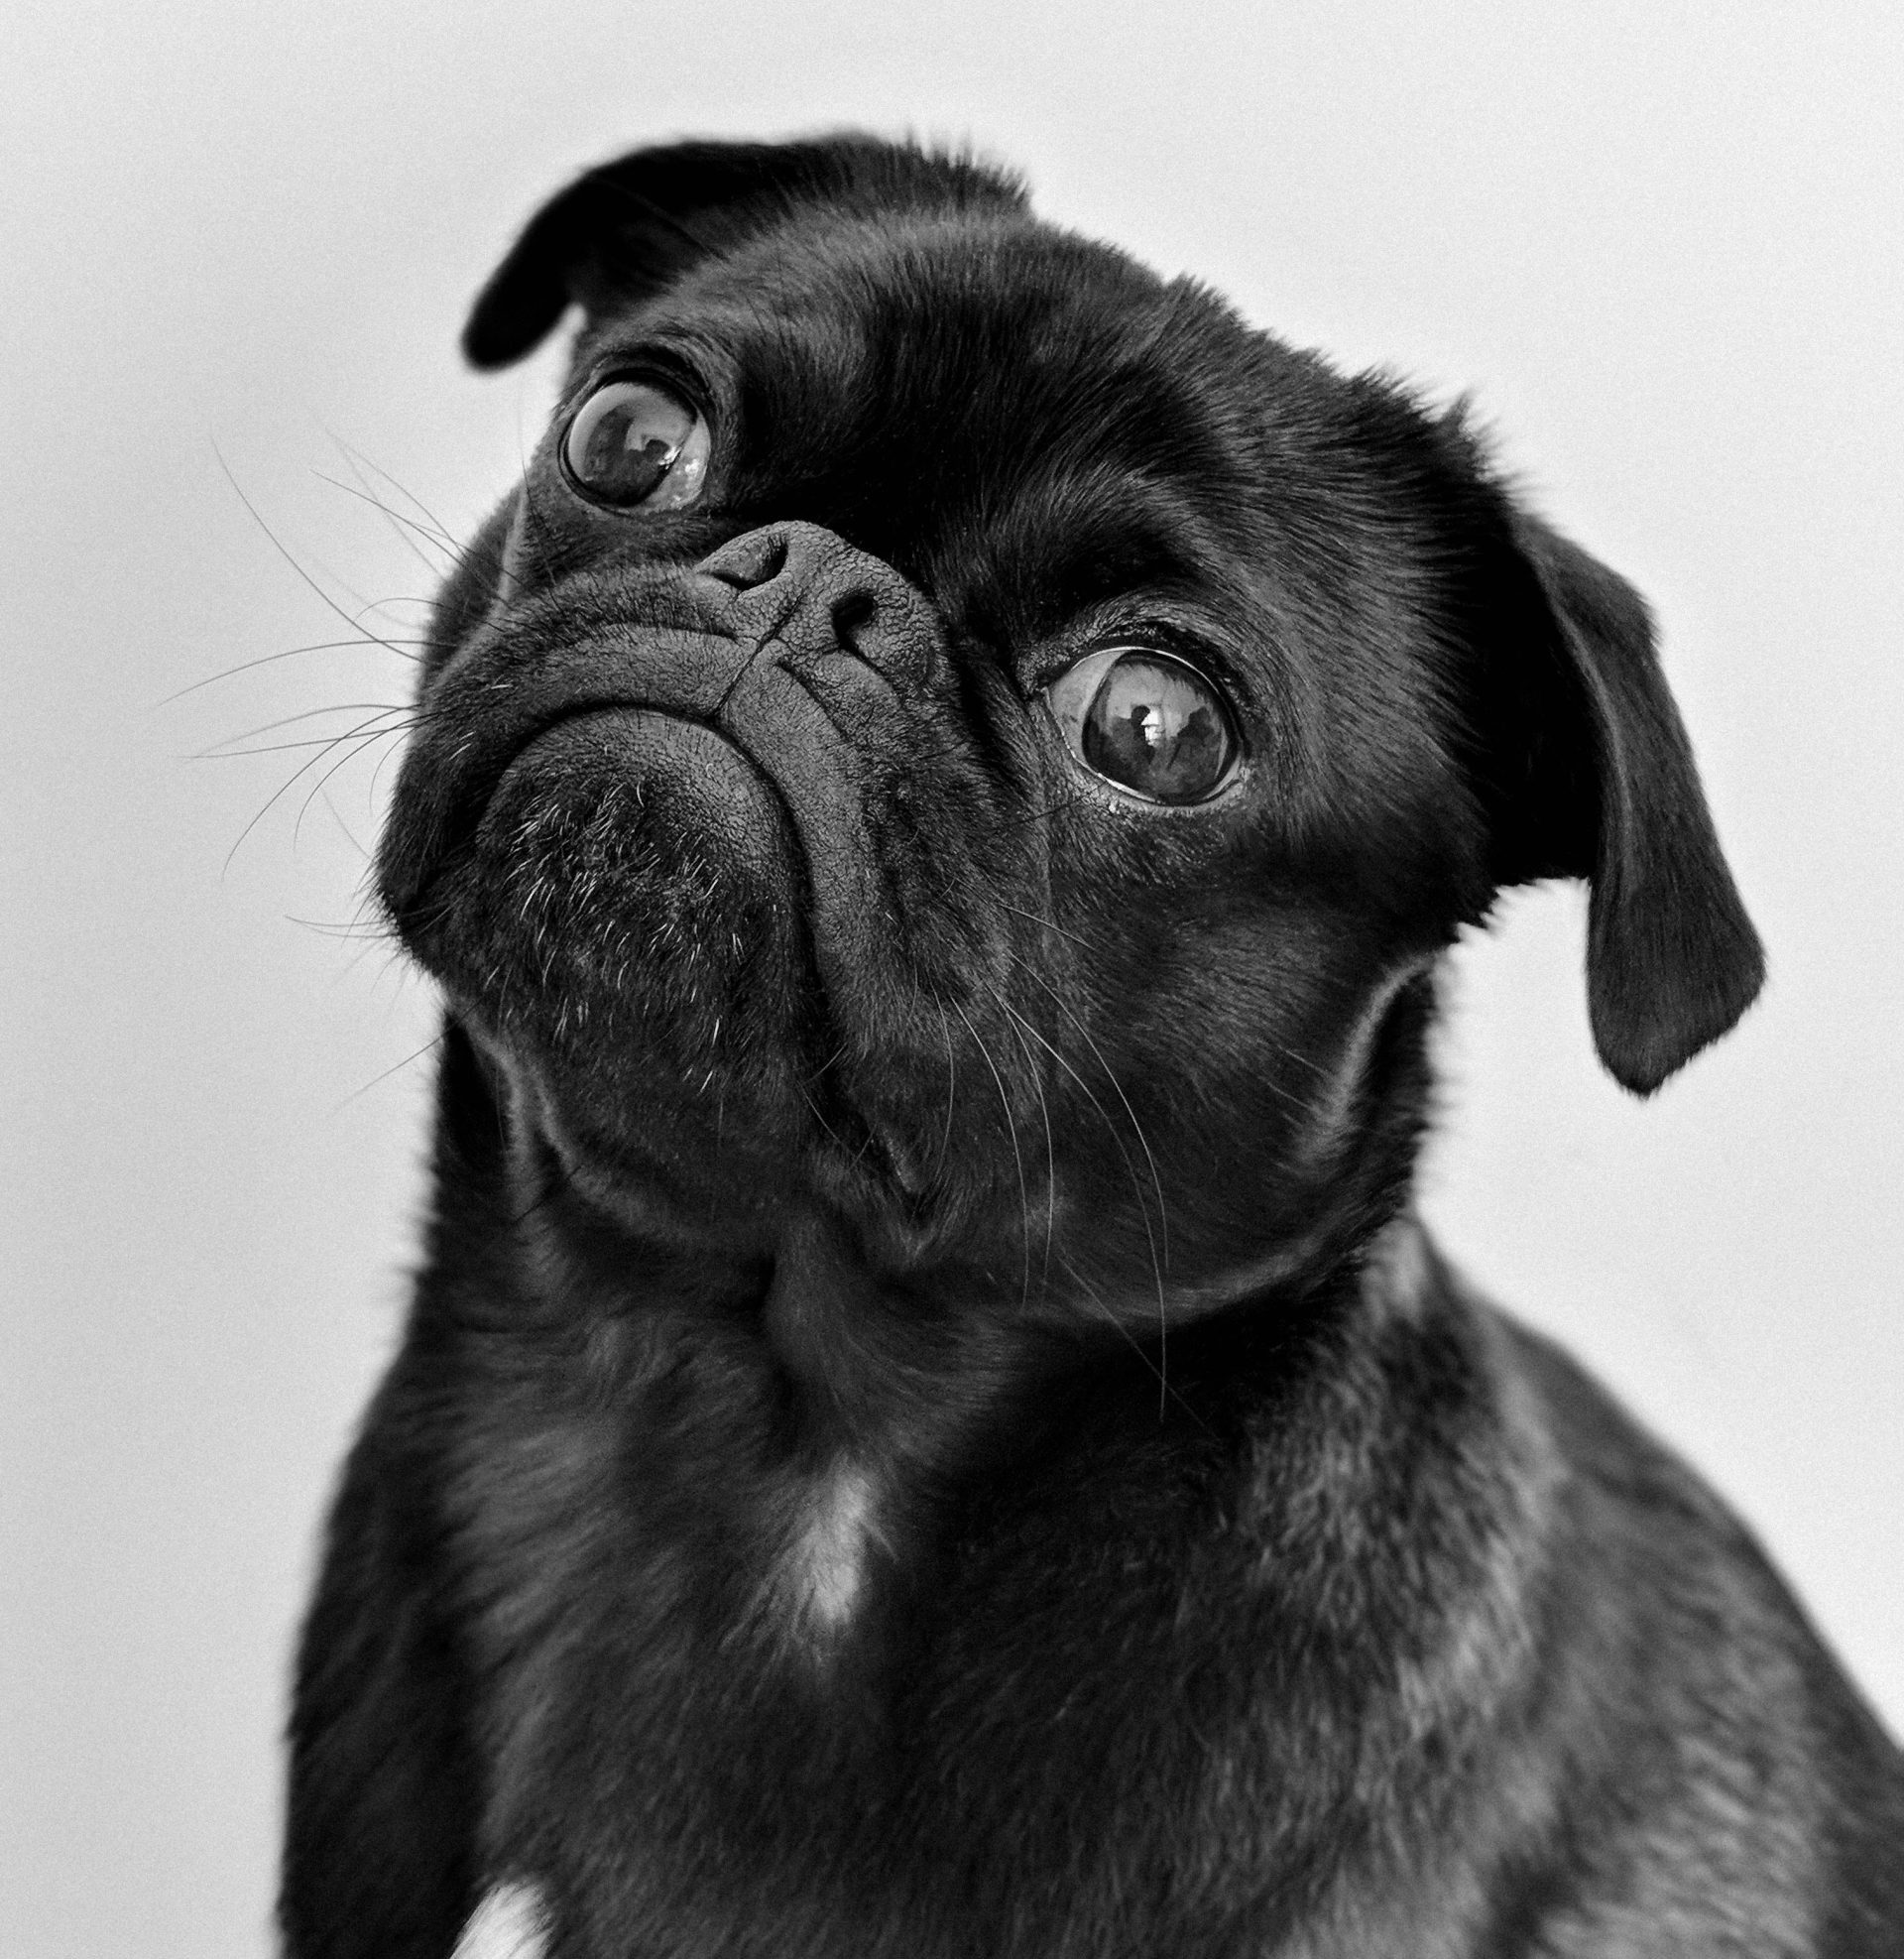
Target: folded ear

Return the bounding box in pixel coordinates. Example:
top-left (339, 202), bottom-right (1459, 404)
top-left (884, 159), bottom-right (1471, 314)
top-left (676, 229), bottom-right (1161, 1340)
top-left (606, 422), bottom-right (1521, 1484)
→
top-left (461, 135), bottom-right (1026, 370)
top-left (1486, 510), bottom-right (1764, 1095)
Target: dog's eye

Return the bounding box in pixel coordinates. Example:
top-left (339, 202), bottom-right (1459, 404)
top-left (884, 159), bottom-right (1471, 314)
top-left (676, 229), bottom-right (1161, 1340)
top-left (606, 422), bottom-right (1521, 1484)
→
top-left (561, 378), bottom-right (711, 511)
top-left (1045, 646), bottom-right (1239, 804)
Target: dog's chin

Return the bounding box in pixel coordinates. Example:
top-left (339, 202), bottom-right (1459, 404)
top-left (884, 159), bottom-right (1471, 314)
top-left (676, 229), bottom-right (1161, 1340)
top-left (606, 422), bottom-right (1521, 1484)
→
top-left (406, 707), bottom-right (814, 1126)
top-left (506, 1066), bottom-right (966, 1260)
top-left (400, 709), bottom-right (966, 1241)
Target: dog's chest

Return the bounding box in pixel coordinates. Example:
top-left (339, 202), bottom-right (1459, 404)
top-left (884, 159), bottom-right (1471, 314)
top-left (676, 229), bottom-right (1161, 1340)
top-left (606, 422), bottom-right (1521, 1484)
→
top-left (423, 1296), bottom-right (1606, 1958)
top-left (777, 1457), bottom-right (883, 1631)
top-left (447, 1323), bottom-right (892, 1680)
top-left (435, 1319), bottom-right (1302, 1950)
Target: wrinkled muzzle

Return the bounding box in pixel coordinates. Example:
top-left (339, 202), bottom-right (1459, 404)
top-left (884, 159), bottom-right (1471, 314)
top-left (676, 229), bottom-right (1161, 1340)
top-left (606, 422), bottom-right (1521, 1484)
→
top-left (377, 520), bottom-right (1039, 1229)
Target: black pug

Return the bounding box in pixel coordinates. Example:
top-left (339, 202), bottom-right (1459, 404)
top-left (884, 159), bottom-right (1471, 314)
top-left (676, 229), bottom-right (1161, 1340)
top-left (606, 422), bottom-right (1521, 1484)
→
top-left (283, 137), bottom-right (1904, 1957)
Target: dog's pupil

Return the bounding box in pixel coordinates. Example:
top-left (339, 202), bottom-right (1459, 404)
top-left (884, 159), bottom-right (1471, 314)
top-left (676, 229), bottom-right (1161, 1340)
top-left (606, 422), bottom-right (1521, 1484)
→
top-left (1081, 653), bottom-right (1232, 802)
top-left (563, 378), bottom-right (693, 506)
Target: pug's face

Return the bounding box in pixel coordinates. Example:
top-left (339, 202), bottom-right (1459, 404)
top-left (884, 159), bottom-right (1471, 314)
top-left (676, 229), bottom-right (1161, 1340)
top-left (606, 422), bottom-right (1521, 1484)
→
top-left (376, 145), bottom-right (1758, 1325)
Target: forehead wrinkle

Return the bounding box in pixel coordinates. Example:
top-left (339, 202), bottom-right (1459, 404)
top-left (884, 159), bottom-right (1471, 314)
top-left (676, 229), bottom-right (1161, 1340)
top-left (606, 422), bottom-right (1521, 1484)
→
top-left (937, 461), bottom-right (1250, 646)
top-left (816, 317), bottom-right (1252, 599)
top-left (702, 211), bottom-right (1208, 409)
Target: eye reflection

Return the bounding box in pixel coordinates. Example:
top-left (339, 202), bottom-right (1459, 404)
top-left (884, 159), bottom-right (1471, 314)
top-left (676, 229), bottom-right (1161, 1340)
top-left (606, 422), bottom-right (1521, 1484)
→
top-left (1045, 646), bottom-right (1239, 803)
top-left (561, 378), bottom-right (710, 511)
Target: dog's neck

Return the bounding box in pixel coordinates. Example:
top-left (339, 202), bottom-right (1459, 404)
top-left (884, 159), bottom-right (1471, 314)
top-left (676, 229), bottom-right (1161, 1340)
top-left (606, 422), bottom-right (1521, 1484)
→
top-left (514, 1168), bottom-right (1094, 1649)
top-left (417, 1014), bottom-right (1435, 1662)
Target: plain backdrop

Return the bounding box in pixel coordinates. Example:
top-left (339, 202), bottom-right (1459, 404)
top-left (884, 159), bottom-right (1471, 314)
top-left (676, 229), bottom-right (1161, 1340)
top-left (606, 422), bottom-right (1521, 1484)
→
top-left (3, 4), bottom-right (1900, 1952)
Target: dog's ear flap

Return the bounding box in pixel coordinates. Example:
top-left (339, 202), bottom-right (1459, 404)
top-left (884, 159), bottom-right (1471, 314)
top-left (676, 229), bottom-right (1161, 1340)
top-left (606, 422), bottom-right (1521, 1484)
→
top-left (462, 141), bottom-right (827, 369)
top-left (462, 136), bottom-right (1027, 370)
top-left (1492, 511), bottom-right (1765, 1095)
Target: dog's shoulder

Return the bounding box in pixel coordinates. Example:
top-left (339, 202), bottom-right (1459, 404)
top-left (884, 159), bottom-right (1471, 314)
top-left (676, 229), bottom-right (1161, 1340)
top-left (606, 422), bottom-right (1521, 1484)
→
top-left (1445, 1265), bottom-right (1904, 1949)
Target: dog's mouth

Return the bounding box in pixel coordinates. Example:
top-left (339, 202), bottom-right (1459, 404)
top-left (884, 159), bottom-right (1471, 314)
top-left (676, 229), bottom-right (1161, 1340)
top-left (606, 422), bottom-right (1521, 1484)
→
top-left (493, 699), bottom-right (788, 861)
top-left (386, 671), bottom-right (984, 1226)
top-left (393, 684), bottom-right (819, 1110)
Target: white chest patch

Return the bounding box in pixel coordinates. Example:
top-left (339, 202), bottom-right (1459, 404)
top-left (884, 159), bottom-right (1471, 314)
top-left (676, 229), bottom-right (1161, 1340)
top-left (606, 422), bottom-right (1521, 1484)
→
top-left (452, 1882), bottom-right (549, 1959)
top-left (778, 1459), bottom-right (883, 1638)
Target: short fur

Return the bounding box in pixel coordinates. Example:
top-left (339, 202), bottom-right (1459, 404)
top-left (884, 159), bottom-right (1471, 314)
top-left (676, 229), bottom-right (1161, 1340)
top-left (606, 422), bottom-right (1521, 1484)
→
top-left (283, 138), bottom-right (1904, 1958)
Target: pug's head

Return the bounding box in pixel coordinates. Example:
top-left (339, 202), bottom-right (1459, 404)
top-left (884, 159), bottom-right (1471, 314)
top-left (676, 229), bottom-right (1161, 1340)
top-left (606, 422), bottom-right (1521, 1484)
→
top-left (378, 136), bottom-right (1761, 1326)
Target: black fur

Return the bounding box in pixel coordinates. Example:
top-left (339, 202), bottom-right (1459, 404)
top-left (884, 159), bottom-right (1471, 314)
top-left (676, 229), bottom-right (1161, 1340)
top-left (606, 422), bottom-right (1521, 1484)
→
top-left (284, 137), bottom-right (1902, 1957)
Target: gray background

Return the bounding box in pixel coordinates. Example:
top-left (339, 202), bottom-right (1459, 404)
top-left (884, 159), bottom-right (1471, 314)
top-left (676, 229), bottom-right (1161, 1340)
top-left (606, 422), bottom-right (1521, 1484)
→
top-left (4, 3), bottom-right (1900, 1952)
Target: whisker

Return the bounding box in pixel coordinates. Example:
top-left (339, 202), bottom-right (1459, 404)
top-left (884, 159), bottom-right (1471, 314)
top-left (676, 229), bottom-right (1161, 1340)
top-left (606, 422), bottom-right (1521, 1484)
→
top-left (993, 898), bottom-right (1093, 952)
top-left (990, 968), bottom-right (1166, 1315)
top-left (330, 1032), bottom-right (445, 1115)
top-left (951, 997), bottom-right (1031, 1308)
top-left (314, 467), bottom-right (458, 576)
top-left (318, 430), bottom-right (476, 588)
top-left (288, 914), bottom-right (395, 940)
top-left (1059, 1255), bottom-right (1212, 1434)
top-left (1010, 955), bottom-right (1171, 1277)
top-left (365, 731), bottom-right (410, 814)
top-left (317, 786), bottom-right (370, 863)
top-left (328, 439), bottom-right (467, 555)
top-left (196, 716), bottom-right (414, 761)
top-left (988, 986), bottom-right (1057, 1299)
top-left (799, 1084), bottom-right (852, 1158)
top-left (157, 635), bottom-right (426, 708)
top-left (221, 709), bottom-right (413, 874)
top-left (1004, 952), bottom-right (1172, 1407)
top-left (213, 445), bottom-right (425, 671)
top-left (197, 701), bottom-right (413, 754)
top-left (296, 721), bottom-right (412, 846)
top-left (333, 443), bottom-right (528, 618)
top-left (493, 1137), bottom-right (570, 1236)
top-left (928, 989), bottom-right (958, 1185)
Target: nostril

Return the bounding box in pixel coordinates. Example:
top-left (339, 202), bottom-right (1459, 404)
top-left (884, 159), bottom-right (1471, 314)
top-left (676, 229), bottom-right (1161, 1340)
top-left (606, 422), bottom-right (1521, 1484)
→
top-left (830, 590), bottom-right (879, 649)
top-left (700, 530), bottom-right (789, 592)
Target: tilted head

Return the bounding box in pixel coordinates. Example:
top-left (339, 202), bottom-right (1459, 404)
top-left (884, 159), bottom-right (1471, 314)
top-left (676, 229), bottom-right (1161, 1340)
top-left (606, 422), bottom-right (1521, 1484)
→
top-left (378, 135), bottom-right (1762, 1325)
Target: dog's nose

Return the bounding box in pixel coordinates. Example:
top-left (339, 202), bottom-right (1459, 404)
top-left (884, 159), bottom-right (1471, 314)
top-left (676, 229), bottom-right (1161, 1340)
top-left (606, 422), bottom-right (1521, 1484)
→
top-left (693, 522), bottom-right (942, 689)
top-left (698, 526), bottom-right (795, 594)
